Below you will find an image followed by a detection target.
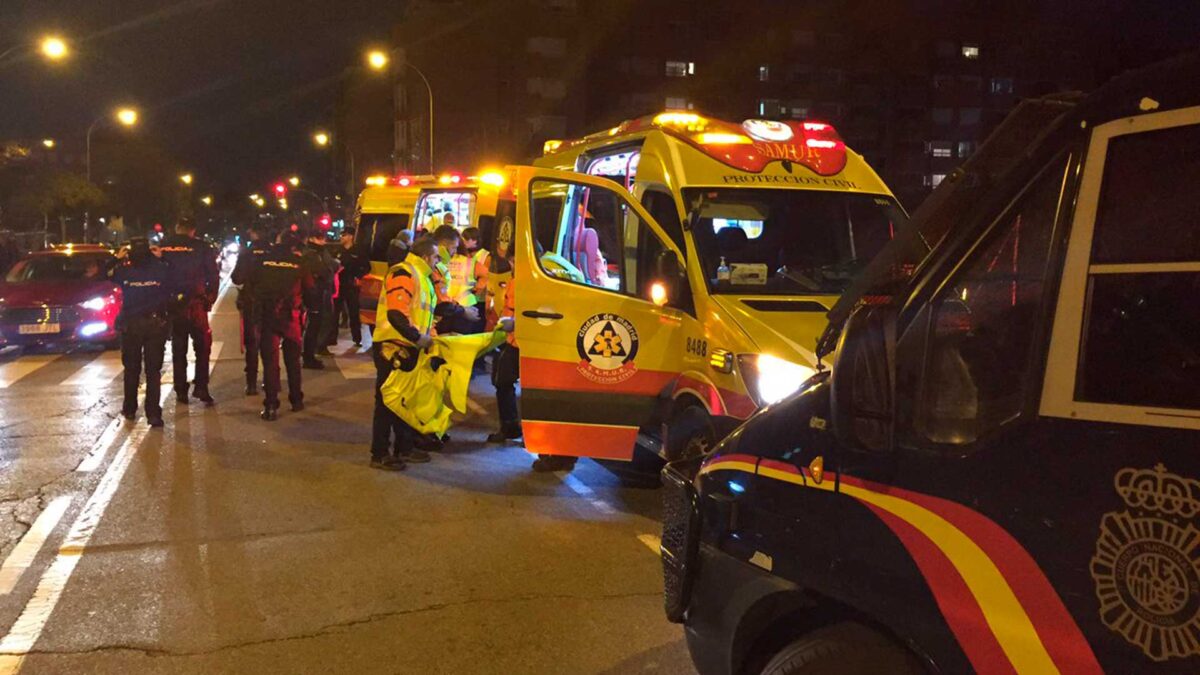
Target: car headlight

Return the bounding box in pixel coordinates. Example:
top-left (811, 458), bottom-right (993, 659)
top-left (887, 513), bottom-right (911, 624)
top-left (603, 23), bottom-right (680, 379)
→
top-left (738, 353), bottom-right (817, 406)
top-left (79, 296), bottom-right (109, 311)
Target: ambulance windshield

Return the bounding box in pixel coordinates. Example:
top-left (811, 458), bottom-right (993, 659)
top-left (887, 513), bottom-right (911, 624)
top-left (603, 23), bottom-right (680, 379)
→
top-left (686, 188), bottom-right (905, 295)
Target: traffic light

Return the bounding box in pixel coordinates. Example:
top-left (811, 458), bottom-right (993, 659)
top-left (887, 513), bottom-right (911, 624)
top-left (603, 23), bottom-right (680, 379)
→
top-left (274, 183), bottom-right (287, 198)
top-left (318, 214), bottom-right (331, 230)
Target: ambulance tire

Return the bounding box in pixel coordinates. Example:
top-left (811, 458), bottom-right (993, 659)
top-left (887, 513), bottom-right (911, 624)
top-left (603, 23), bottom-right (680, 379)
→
top-left (758, 622), bottom-right (924, 675)
top-left (665, 404), bottom-right (716, 463)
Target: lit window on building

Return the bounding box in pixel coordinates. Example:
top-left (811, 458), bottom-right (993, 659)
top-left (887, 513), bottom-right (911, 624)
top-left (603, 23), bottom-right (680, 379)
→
top-left (962, 43), bottom-right (980, 59)
top-left (957, 141), bottom-right (976, 158)
top-left (929, 141), bottom-right (953, 158)
top-left (666, 61), bottom-right (694, 77)
top-left (758, 65), bottom-right (770, 82)
top-left (990, 77), bottom-right (1014, 94)
top-left (924, 173), bottom-right (947, 187)
top-left (960, 107), bottom-right (982, 126)
top-left (757, 99), bottom-right (783, 117)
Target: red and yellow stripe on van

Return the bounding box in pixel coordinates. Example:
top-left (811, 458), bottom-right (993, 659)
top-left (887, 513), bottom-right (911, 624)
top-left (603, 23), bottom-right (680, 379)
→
top-left (701, 456), bottom-right (1103, 675)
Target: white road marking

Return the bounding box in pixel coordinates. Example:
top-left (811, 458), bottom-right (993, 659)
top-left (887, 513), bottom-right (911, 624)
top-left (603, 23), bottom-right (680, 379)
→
top-left (0, 497), bottom-right (73, 595)
top-left (59, 350), bottom-right (123, 387)
top-left (637, 534), bottom-right (662, 557)
top-left (74, 416), bottom-right (123, 473)
top-left (559, 473), bottom-right (617, 515)
top-left (0, 425), bottom-right (149, 671)
top-left (0, 355), bottom-right (59, 389)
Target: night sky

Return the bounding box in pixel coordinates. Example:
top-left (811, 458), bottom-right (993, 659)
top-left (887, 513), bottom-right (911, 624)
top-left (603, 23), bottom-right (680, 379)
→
top-left (2, 0), bottom-right (1198, 201)
top-left (1, 0), bottom-right (406, 196)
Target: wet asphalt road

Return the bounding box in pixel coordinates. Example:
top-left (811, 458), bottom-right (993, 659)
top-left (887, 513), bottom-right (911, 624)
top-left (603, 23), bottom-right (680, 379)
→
top-left (0, 268), bottom-right (693, 674)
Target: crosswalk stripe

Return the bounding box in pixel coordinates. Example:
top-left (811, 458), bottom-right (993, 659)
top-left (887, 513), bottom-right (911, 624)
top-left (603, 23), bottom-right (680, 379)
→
top-left (0, 354), bottom-right (60, 389)
top-left (58, 351), bottom-right (123, 387)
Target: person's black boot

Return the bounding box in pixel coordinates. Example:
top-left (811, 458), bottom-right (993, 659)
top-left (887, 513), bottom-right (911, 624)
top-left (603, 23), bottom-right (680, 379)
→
top-left (121, 409), bottom-right (137, 422)
top-left (147, 415), bottom-right (165, 428)
top-left (487, 425), bottom-right (522, 444)
top-left (245, 378), bottom-right (258, 396)
top-left (176, 388), bottom-right (189, 405)
top-left (260, 407), bottom-right (278, 421)
top-left (370, 456), bottom-right (406, 472)
top-left (291, 400), bottom-right (305, 412)
top-left (193, 386), bottom-right (214, 405)
top-left (302, 358), bottom-right (325, 370)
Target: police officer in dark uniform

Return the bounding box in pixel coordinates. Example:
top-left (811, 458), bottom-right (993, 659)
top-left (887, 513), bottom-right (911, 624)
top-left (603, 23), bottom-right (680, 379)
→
top-left (332, 227), bottom-right (370, 347)
top-left (159, 217), bottom-right (219, 404)
top-left (249, 230), bottom-right (315, 421)
top-left (231, 224), bottom-right (268, 395)
top-left (113, 237), bottom-right (176, 428)
top-left (301, 231), bottom-right (336, 369)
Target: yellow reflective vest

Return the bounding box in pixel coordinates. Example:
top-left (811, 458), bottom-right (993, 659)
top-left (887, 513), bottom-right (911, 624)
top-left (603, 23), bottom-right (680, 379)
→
top-left (372, 254), bottom-right (436, 348)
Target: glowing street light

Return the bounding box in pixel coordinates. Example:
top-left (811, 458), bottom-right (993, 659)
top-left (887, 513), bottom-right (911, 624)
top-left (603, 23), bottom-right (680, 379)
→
top-left (86, 106), bottom-right (140, 183)
top-left (41, 139), bottom-right (55, 149)
top-left (312, 131), bottom-right (330, 147)
top-left (200, 195), bottom-right (213, 206)
top-left (366, 49), bottom-right (389, 71)
top-left (180, 173), bottom-right (193, 185)
top-left (249, 193), bottom-right (260, 202)
top-left (288, 176), bottom-right (300, 187)
top-left (40, 36), bottom-right (68, 61)
top-left (116, 108), bottom-right (139, 127)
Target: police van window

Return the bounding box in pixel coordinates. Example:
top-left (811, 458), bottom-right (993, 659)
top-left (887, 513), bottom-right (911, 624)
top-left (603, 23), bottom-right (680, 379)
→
top-left (1077, 123), bottom-right (1200, 410)
top-left (641, 190), bottom-right (686, 253)
top-left (907, 155), bottom-right (1069, 446)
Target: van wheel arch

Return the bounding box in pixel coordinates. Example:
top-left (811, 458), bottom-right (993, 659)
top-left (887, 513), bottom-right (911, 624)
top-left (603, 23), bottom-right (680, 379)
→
top-left (732, 591), bottom-right (927, 675)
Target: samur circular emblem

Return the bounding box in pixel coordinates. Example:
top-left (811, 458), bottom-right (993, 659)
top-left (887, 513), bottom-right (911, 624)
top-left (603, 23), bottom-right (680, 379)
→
top-left (1092, 464), bottom-right (1200, 661)
top-left (576, 313), bottom-right (639, 385)
top-left (495, 215), bottom-right (515, 258)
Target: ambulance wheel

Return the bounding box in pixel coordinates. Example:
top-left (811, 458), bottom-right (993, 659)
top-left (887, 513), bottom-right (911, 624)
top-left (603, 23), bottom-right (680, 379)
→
top-left (665, 404), bottom-right (715, 463)
top-left (758, 622), bottom-right (924, 675)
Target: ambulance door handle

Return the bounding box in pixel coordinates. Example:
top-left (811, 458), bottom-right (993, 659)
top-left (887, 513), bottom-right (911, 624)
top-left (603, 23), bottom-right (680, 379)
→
top-left (522, 310), bottom-right (563, 321)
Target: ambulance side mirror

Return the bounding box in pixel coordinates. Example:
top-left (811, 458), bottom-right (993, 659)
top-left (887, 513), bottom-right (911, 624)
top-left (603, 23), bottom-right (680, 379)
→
top-left (830, 304), bottom-right (896, 453)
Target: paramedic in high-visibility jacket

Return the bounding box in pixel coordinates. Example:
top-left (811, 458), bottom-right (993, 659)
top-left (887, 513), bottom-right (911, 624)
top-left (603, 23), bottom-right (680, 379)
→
top-left (370, 236), bottom-right (477, 471)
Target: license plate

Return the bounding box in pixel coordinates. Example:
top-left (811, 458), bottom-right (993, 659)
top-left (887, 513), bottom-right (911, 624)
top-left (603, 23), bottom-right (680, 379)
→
top-left (18, 323), bottom-right (60, 335)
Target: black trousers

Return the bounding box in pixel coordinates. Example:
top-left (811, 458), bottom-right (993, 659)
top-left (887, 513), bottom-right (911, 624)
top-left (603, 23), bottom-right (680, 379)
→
top-left (171, 298), bottom-right (212, 393)
top-left (240, 305), bottom-right (260, 383)
top-left (372, 345), bottom-right (416, 459)
top-left (303, 288), bottom-right (333, 360)
top-left (121, 315), bottom-right (168, 418)
top-left (259, 311), bottom-right (303, 409)
top-left (492, 343), bottom-right (520, 429)
top-left (334, 287), bottom-right (362, 344)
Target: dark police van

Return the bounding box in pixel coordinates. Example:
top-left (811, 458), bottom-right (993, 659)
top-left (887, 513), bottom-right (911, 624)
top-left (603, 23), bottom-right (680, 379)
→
top-left (662, 53), bottom-right (1200, 675)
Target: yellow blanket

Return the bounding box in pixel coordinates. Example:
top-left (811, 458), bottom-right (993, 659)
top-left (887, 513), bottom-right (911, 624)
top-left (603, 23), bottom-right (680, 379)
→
top-left (380, 330), bottom-right (506, 436)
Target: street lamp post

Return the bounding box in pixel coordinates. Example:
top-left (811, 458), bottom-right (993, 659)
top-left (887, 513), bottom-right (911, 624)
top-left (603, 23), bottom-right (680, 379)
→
top-left (367, 48), bottom-right (434, 174)
top-left (86, 107), bottom-right (138, 184)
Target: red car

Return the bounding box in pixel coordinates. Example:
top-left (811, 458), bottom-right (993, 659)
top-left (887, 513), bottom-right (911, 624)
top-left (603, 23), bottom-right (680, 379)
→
top-left (0, 244), bottom-right (122, 349)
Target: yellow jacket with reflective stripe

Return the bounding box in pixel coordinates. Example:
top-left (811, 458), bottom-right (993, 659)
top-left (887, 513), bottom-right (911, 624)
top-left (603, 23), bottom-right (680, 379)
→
top-left (372, 254), bottom-right (436, 347)
top-left (447, 253), bottom-right (477, 307)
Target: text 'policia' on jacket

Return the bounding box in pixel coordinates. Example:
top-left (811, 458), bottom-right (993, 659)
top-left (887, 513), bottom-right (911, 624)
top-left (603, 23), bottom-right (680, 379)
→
top-left (157, 233), bottom-right (219, 301)
top-left (662, 52), bottom-right (1200, 675)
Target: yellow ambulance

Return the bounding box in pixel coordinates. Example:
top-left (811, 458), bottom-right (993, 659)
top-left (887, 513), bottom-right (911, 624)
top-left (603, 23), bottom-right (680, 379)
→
top-left (352, 178), bottom-right (425, 327)
top-left (497, 111), bottom-right (905, 463)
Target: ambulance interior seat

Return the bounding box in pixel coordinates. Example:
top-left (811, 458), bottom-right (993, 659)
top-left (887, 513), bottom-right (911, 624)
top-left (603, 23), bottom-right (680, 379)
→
top-left (576, 227), bottom-right (605, 286)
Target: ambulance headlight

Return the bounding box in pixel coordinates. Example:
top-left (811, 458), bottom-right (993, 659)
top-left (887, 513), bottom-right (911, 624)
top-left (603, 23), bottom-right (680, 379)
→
top-left (738, 353), bottom-right (817, 406)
